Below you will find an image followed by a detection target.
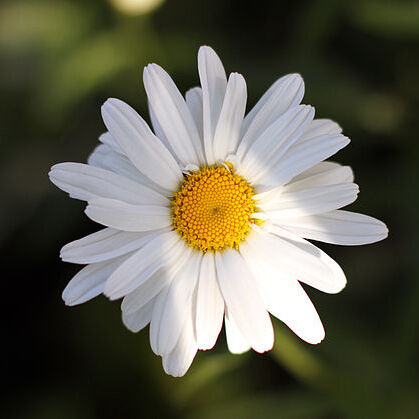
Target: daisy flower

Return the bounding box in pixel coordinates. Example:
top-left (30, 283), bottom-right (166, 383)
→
top-left (49, 46), bottom-right (388, 377)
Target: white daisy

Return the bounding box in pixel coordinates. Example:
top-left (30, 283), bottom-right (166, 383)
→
top-left (49, 46), bottom-right (388, 377)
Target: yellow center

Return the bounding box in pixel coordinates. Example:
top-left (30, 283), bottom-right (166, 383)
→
top-left (171, 164), bottom-right (261, 252)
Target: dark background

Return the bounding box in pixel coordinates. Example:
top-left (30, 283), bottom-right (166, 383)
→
top-left (2, 0), bottom-right (418, 418)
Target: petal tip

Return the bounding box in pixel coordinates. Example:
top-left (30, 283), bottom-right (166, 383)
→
top-left (198, 45), bottom-right (217, 57)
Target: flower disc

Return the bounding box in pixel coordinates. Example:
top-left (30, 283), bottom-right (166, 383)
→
top-left (171, 165), bottom-right (260, 252)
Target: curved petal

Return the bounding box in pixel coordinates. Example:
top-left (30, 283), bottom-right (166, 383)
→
top-left (104, 231), bottom-right (184, 300)
top-left (85, 198), bottom-right (171, 232)
top-left (150, 285), bottom-right (170, 355)
top-left (276, 210), bottom-right (388, 245)
top-left (244, 226), bottom-right (346, 294)
top-left (49, 162), bottom-right (167, 205)
top-left (239, 73), bottom-right (304, 154)
top-left (98, 132), bottom-right (123, 154)
top-left (195, 252), bottom-right (224, 350)
top-left (198, 46), bottom-right (228, 164)
top-left (239, 105), bottom-right (315, 182)
top-left (157, 252), bottom-right (202, 356)
top-left (256, 182), bottom-right (359, 219)
top-left (143, 64), bottom-right (204, 165)
top-left (87, 144), bottom-right (169, 196)
top-left (148, 100), bottom-right (170, 151)
top-left (257, 134), bottom-right (350, 189)
top-left (185, 87), bottom-right (204, 143)
top-left (289, 161), bottom-right (354, 184)
top-left (224, 310), bottom-right (251, 354)
top-left (255, 164), bottom-right (354, 205)
top-left (121, 246), bottom-right (192, 315)
top-left (215, 249), bottom-right (273, 353)
top-left (299, 118), bottom-right (342, 141)
top-left (62, 254), bottom-right (131, 306)
top-left (122, 298), bottom-right (154, 333)
top-left (60, 228), bottom-right (168, 264)
top-left (162, 309), bottom-right (198, 377)
top-left (101, 98), bottom-right (183, 191)
top-left (212, 72), bottom-right (247, 161)
top-left (240, 242), bottom-right (325, 344)
top-left (283, 165), bottom-right (354, 193)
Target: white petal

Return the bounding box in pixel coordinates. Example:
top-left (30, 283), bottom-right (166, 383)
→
top-left (245, 227), bottom-right (346, 294)
top-left (258, 182), bottom-right (359, 219)
top-left (195, 252), bottom-right (224, 350)
top-left (283, 165), bottom-right (354, 193)
top-left (268, 281), bottom-right (325, 344)
top-left (62, 255), bottom-right (130, 306)
top-left (299, 118), bottom-right (342, 142)
top-left (61, 228), bottom-right (167, 264)
top-left (162, 310), bottom-right (198, 377)
top-left (276, 210), bottom-right (388, 245)
top-left (88, 144), bottom-right (168, 195)
top-left (198, 46), bottom-right (228, 164)
top-left (185, 87), bottom-right (204, 142)
top-left (85, 198), bottom-right (171, 232)
top-left (148, 100), bottom-right (170, 152)
top-left (289, 161), bottom-right (353, 184)
top-left (121, 246), bottom-right (192, 315)
top-left (104, 231), bottom-right (184, 300)
top-left (49, 162), bottom-right (167, 205)
top-left (240, 243), bottom-right (324, 344)
top-left (150, 285), bottom-right (169, 355)
top-left (143, 64), bottom-right (204, 165)
top-left (255, 164), bottom-right (354, 205)
top-left (122, 298), bottom-right (154, 333)
top-left (239, 74), bottom-right (304, 154)
top-left (101, 98), bottom-right (183, 191)
top-left (99, 132), bottom-right (123, 154)
top-left (215, 249), bottom-right (273, 353)
top-left (224, 310), bottom-right (251, 354)
top-left (239, 105), bottom-right (315, 182)
top-left (258, 134), bottom-right (350, 188)
top-left (212, 73), bottom-right (247, 161)
top-left (157, 252), bottom-right (202, 356)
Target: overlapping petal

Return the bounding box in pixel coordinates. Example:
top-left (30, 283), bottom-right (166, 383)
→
top-left (85, 198), bottom-right (171, 232)
top-left (224, 311), bottom-right (251, 354)
top-left (104, 231), bottom-right (184, 300)
top-left (240, 242), bottom-right (325, 344)
top-left (215, 249), bottom-right (274, 353)
top-left (244, 226), bottom-right (347, 294)
top-left (276, 210), bottom-right (388, 245)
top-left (255, 182), bottom-right (359, 220)
top-left (162, 311), bottom-right (198, 377)
top-left (101, 98), bottom-right (183, 191)
top-left (185, 87), bottom-right (204, 143)
top-left (60, 228), bottom-right (166, 265)
top-left (212, 73), bottom-right (247, 161)
top-left (62, 254), bottom-right (132, 306)
top-left (198, 46), bottom-right (228, 164)
top-left (195, 252), bottom-right (224, 350)
top-left (239, 73), bottom-right (305, 154)
top-left (49, 162), bottom-right (167, 205)
top-left (144, 63), bottom-right (205, 166)
top-left (88, 144), bottom-right (168, 194)
top-left (122, 299), bottom-right (154, 333)
top-left (239, 105), bottom-right (315, 181)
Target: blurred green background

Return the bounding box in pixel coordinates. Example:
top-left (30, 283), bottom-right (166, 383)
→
top-left (2, 0), bottom-right (418, 418)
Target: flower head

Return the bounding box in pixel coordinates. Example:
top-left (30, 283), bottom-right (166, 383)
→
top-left (49, 46), bottom-right (388, 377)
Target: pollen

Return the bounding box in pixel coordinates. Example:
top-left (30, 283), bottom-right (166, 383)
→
top-left (171, 164), bottom-right (262, 252)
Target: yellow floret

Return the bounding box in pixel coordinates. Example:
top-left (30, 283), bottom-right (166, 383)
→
top-left (171, 164), bottom-right (261, 252)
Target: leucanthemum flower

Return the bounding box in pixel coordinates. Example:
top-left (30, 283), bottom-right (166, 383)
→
top-left (49, 46), bottom-right (388, 377)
